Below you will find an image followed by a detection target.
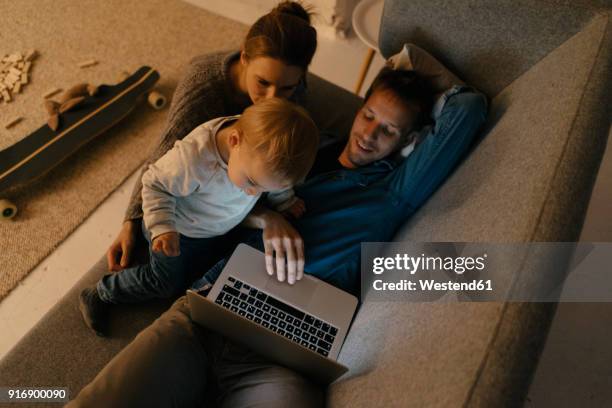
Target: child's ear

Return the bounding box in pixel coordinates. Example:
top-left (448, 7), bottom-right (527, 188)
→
top-left (228, 129), bottom-right (242, 149)
top-left (240, 51), bottom-right (248, 67)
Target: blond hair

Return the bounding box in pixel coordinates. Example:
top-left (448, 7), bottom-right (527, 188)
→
top-left (236, 98), bottom-right (319, 184)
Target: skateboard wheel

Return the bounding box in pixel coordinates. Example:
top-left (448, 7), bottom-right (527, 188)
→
top-left (0, 199), bottom-right (17, 220)
top-left (147, 91), bottom-right (166, 110)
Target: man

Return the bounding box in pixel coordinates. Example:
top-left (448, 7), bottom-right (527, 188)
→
top-left (68, 68), bottom-right (487, 407)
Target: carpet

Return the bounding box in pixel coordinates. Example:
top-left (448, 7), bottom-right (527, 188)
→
top-left (0, 0), bottom-right (247, 301)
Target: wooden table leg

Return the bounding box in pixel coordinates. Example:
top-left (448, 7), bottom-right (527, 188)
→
top-left (354, 48), bottom-right (375, 95)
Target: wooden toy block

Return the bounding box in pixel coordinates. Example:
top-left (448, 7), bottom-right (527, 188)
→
top-left (78, 59), bottom-right (98, 68)
top-left (43, 88), bottom-right (62, 99)
top-left (20, 73), bottom-right (28, 84)
top-left (7, 53), bottom-right (22, 63)
top-left (58, 96), bottom-right (86, 113)
top-left (24, 49), bottom-right (37, 62)
top-left (44, 99), bottom-right (61, 115)
top-left (5, 74), bottom-right (18, 86)
top-left (4, 116), bottom-right (22, 129)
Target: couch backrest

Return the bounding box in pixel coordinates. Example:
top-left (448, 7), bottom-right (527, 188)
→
top-left (390, 9), bottom-right (610, 244)
top-left (379, 0), bottom-right (605, 97)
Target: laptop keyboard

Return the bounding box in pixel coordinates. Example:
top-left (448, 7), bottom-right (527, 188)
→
top-left (214, 276), bottom-right (338, 357)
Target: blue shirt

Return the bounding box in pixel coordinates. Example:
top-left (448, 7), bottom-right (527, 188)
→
top-left (292, 88), bottom-right (487, 295)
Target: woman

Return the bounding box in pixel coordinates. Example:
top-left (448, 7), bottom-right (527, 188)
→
top-left (106, 1), bottom-right (317, 273)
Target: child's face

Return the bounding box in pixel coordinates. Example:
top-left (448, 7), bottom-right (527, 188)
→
top-left (227, 134), bottom-right (289, 196)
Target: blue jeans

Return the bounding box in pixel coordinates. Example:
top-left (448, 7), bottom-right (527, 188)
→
top-left (97, 223), bottom-right (252, 304)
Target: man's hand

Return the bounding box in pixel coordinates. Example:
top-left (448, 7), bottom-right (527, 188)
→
top-left (106, 220), bottom-right (138, 272)
top-left (152, 232), bottom-right (180, 257)
top-left (262, 212), bottom-right (305, 284)
top-left (281, 198), bottom-right (306, 219)
top-left (242, 205), bottom-right (306, 284)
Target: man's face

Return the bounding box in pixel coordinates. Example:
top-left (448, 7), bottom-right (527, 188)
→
top-left (342, 89), bottom-right (418, 167)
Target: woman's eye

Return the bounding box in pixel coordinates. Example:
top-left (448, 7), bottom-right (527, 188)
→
top-left (258, 79), bottom-right (269, 86)
top-left (363, 111), bottom-right (374, 120)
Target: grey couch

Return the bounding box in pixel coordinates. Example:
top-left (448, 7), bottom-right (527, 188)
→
top-left (1, 0), bottom-right (610, 407)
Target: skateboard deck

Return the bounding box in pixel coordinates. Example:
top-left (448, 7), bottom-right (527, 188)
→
top-left (0, 66), bottom-right (161, 219)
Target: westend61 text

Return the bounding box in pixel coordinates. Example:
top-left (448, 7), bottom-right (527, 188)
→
top-left (372, 279), bottom-right (493, 291)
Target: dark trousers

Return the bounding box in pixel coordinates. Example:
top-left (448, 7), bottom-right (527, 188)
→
top-left (67, 296), bottom-right (324, 407)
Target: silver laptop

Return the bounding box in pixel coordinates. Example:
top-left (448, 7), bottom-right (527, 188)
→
top-left (187, 243), bottom-right (358, 384)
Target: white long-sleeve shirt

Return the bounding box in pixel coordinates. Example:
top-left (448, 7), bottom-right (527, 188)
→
top-left (142, 115), bottom-right (285, 240)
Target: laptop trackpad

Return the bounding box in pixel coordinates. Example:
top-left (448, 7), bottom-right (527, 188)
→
top-left (264, 276), bottom-right (317, 307)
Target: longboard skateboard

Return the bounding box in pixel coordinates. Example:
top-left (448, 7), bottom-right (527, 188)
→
top-left (0, 66), bottom-right (164, 220)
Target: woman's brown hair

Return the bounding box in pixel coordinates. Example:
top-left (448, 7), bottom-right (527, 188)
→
top-left (243, 1), bottom-right (317, 71)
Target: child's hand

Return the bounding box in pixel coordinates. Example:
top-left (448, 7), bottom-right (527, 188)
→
top-left (282, 198), bottom-right (306, 219)
top-left (152, 232), bottom-right (180, 257)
